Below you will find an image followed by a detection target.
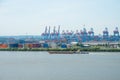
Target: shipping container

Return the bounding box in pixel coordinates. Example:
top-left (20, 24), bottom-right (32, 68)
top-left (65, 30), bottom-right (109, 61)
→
top-left (18, 44), bottom-right (23, 48)
top-left (24, 44), bottom-right (32, 48)
top-left (32, 44), bottom-right (41, 48)
top-left (0, 44), bottom-right (8, 48)
top-left (43, 43), bottom-right (49, 48)
top-left (28, 44), bottom-right (33, 48)
top-left (24, 43), bottom-right (41, 48)
top-left (9, 44), bottom-right (18, 48)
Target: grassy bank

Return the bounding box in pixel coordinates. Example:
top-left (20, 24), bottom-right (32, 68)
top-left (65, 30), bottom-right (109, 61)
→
top-left (0, 48), bottom-right (120, 52)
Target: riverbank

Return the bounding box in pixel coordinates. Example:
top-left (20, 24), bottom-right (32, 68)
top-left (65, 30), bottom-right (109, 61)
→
top-left (0, 48), bottom-right (120, 52)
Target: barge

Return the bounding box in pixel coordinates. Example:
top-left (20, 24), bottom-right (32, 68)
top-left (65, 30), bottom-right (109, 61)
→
top-left (48, 51), bottom-right (89, 54)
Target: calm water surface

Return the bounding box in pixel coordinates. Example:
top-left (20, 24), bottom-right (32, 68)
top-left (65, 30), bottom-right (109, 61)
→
top-left (0, 51), bottom-right (120, 80)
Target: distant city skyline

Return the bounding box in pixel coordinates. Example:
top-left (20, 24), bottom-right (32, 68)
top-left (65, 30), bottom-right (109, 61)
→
top-left (0, 0), bottom-right (120, 36)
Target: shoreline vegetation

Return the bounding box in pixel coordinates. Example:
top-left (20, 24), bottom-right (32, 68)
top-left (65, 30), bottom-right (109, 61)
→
top-left (0, 48), bottom-right (120, 52)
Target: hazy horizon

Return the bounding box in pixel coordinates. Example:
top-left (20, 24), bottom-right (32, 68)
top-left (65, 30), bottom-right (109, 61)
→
top-left (0, 0), bottom-right (120, 36)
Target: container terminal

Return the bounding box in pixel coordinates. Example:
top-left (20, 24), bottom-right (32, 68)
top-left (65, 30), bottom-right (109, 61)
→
top-left (0, 26), bottom-right (120, 49)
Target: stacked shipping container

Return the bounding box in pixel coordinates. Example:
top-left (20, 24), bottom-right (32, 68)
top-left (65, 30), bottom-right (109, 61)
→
top-left (0, 44), bottom-right (8, 48)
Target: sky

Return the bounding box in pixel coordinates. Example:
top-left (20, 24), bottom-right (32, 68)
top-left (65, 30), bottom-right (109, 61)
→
top-left (0, 0), bottom-right (120, 36)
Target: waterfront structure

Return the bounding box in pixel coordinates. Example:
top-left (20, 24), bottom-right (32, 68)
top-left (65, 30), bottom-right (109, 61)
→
top-left (113, 27), bottom-right (119, 41)
top-left (103, 27), bottom-right (109, 41)
top-left (0, 26), bottom-right (120, 49)
top-left (41, 26), bottom-right (120, 43)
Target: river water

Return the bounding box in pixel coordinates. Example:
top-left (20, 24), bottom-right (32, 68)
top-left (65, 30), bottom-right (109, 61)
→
top-left (0, 51), bottom-right (120, 80)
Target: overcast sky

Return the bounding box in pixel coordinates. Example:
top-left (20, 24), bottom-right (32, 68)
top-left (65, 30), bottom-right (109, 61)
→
top-left (0, 0), bottom-right (120, 36)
